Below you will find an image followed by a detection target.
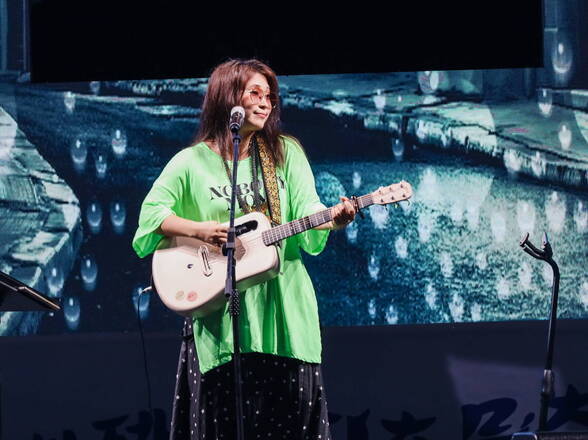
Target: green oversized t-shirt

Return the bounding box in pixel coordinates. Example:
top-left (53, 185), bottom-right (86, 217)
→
top-left (132, 136), bottom-right (330, 373)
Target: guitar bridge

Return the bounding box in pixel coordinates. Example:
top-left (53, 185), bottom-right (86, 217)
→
top-left (198, 245), bottom-right (213, 277)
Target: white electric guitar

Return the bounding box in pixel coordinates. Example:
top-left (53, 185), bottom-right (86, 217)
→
top-left (151, 181), bottom-right (413, 317)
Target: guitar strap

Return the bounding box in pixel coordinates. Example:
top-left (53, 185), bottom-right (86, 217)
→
top-left (254, 134), bottom-right (282, 226)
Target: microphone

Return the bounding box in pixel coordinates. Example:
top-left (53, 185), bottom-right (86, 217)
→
top-left (229, 106), bottom-right (245, 133)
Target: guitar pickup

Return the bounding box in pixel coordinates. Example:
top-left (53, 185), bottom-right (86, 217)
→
top-left (235, 220), bottom-right (258, 236)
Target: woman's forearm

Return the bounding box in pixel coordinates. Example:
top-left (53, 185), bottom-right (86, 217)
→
top-left (159, 214), bottom-right (200, 238)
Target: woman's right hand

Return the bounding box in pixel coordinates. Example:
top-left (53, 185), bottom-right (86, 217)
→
top-left (160, 215), bottom-right (228, 247)
top-left (194, 221), bottom-right (228, 246)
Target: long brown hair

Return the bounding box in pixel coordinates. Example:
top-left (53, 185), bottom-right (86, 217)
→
top-left (195, 59), bottom-right (285, 166)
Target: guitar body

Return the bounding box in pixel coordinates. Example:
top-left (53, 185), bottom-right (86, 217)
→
top-left (152, 211), bottom-right (280, 318)
top-left (151, 180), bottom-right (413, 318)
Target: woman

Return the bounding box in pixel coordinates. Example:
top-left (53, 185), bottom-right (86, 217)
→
top-left (132, 59), bottom-right (356, 439)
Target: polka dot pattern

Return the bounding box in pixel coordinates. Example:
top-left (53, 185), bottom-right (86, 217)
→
top-left (169, 319), bottom-right (332, 439)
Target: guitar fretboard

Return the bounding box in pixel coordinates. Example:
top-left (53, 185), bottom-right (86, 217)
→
top-left (261, 193), bottom-right (373, 246)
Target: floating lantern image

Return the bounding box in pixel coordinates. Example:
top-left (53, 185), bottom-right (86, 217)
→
top-left (89, 81), bottom-right (101, 95)
top-left (46, 265), bottom-right (64, 297)
top-left (558, 122), bottom-right (572, 150)
top-left (70, 138), bottom-right (87, 173)
top-left (95, 153), bottom-right (108, 179)
top-left (352, 171), bottom-right (361, 189)
top-left (86, 201), bottom-right (103, 234)
top-left (110, 200), bottom-right (126, 234)
top-left (80, 254), bottom-right (98, 291)
top-left (111, 129), bottom-right (127, 158)
top-left (64, 296), bottom-right (81, 330)
top-left (537, 88), bottom-right (553, 117)
top-left (64, 91), bottom-right (76, 113)
top-left (373, 89), bottom-right (386, 111)
top-left (392, 139), bottom-right (405, 161)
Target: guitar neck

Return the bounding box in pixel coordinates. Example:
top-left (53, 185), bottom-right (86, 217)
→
top-left (261, 193), bottom-right (374, 246)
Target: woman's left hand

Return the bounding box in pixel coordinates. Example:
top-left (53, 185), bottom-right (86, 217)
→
top-left (331, 196), bottom-right (357, 230)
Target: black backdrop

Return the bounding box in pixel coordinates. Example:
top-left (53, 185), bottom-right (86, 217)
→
top-left (29, 0), bottom-right (543, 82)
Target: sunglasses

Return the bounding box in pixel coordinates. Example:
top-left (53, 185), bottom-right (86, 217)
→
top-left (245, 86), bottom-right (278, 108)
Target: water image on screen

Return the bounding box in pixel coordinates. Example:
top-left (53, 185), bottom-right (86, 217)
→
top-left (1, 49), bottom-right (588, 335)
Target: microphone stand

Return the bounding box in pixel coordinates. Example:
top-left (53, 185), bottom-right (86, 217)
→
top-left (519, 232), bottom-right (560, 431)
top-left (224, 127), bottom-right (246, 440)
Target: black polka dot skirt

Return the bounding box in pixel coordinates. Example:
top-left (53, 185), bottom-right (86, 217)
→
top-left (170, 318), bottom-right (333, 440)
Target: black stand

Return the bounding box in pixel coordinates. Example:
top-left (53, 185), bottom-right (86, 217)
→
top-left (519, 232), bottom-right (559, 431)
top-left (223, 131), bottom-right (245, 440)
top-left (0, 271), bottom-right (60, 312)
top-left (0, 270), bottom-right (60, 440)
top-left (511, 235), bottom-right (588, 439)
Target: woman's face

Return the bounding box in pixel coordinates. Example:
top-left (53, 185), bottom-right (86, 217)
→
top-left (240, 72), bottom-right (273, 134)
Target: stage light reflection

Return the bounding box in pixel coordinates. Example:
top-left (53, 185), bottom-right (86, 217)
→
top-left (110, 200), bottom-right (126, 234)
top-left (95, 153), bottom-right (108, 179)
top-left (399, 196), bottom-right (413, 214)
top-left (70, 139), bottom-right (87, 173)
top-left (417, 211), bottom-right (436, 243)
top-left (537, 88), bottom-right (553, 117)
top-left (496, 278), bottom-right (511, 300)
top-left (424, 282), bottom-right (438, 309)
top-left (395, 236), bottom-right (408, 259)
top-left (516, 200), bottom-right (536, 235)
top-left (64, 296), bottom-right (80, 330)
top-left (368, 204), bottom-right (388, 230)
top-left (80, 254), bottom-right (98, 292)
top-left (417, 71), bottom-right (439, 94)
top-left (449, 293), bottom-right (464, 322)
top-left (63, 91), bottom-right (76, 113)
top-left (470, 303), bottom-right (482, 322)
top-left (89, 81), bottom-right (101, 95)
top-left (372, 89), bottom-right (386, 111)
top-left (368, 298), bottom-right (376, 320)
top-left (345, 220), bottom-right (358, 244)
top-left (111, 129), bottom-right (128, 158)
top-left (440, 127), bottom-right (452, 148)
top-left (367, 253), bottom-right (380, 281)
top-left (417, 168), bottom-right (440, 205)
top-left (490, 211), bottom-right (506, 242)
top-left (545, 191), bottom-right (566, 233)
top-left (558, 122), bottom-right (572, 150)
top-left (391, 139), bottom-right (405, 161)
top-left (504, 149), bottom-right (522, 175)
top-left (86, 201), bottom-right (103, 234)
top-left (132, 285), bottom-right (151, 320)
top-left (415, 120), bottom-right (427, 141)
top-left (385, 304), bottom-right (398, 324)
top-left (531, 152), bottom-right (546, 178)
top-left (352, 171), bottom-right (361, 189)
top-left (46, 265), bottom-right (64, 297)
top-left (552, 33), bottom-right (573, 85)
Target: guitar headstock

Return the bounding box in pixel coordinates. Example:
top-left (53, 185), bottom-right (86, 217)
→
top-left (371, 180), bottom-right (413, 205)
